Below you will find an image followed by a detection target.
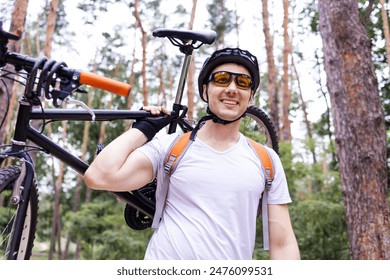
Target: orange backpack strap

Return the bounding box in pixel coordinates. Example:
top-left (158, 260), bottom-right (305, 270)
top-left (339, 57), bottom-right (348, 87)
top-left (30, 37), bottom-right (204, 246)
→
top-left (246, 137), bottom-right (274, 190)
top-left (246, 137), bottom-right (275, 251)
top-left (164, 132), bottom-right (193, 175)
top-left (153, 132), bottom-right (193, 228)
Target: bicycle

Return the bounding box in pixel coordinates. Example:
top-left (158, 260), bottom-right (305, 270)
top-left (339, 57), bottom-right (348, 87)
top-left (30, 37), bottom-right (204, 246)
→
top-left (0, 22), bottom-right (279, 260)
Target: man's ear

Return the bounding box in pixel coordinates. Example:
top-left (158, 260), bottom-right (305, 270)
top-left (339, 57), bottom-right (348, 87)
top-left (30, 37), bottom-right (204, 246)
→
top-left (202, 84), bottom-right (208, 102)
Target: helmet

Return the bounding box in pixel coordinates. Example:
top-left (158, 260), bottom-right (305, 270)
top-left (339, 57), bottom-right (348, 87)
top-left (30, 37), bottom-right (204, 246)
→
top-left (198, 47), bottom-right (260, 102)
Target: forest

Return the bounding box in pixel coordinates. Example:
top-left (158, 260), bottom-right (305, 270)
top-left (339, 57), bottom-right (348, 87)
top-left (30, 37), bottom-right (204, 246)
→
top-left (0, 0), bottom-right (389, 260)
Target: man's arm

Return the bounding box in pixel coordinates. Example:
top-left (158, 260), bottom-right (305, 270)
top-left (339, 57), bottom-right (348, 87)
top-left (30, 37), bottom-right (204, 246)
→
top-left (84, 105), bottom-right (171, 192)
top-left (84, 128), bottom-right (154, 192)
top-left (268, 204), bottom-right (300, 260)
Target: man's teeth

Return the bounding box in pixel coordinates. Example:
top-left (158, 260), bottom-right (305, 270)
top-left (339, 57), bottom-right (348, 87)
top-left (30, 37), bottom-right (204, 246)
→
top-left (222, 100), bottom-right (237, 105)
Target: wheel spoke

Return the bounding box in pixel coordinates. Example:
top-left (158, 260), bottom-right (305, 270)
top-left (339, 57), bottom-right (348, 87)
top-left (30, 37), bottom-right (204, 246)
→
top-left (0, 166), bottom-right (38, 260)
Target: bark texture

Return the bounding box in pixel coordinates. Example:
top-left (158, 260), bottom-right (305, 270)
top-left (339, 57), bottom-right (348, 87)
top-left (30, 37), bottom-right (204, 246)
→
top-left (319, 0), bottom-right (390, 259)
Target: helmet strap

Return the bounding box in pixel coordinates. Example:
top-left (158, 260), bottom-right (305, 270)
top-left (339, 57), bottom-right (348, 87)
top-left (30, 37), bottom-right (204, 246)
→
top-left (190, 110), bottom-right (244, 142)
top-left (206, 106), bottom-right (244, 125)
top-left (202, 88), bottom-right (245, 125)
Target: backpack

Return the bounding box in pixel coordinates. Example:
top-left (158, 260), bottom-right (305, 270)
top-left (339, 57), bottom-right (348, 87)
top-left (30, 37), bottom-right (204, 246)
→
top-left (125, 131), bottom-right (275, 250)
top-left (151, 131), bottom-right (274, 250)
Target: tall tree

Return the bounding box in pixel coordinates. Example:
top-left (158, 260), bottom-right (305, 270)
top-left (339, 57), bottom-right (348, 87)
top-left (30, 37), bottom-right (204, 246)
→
top-left (379, 0), bottom-right (390, 74)
top-left (133, 0), bottom-right (148, 106)
top-left (186, 0), bottom-right (197, 121)
top-left (43, 0), bottom-right (58, 57)
top-left (0, 0), bottom-right (29, 144)
top-left (280, 0), bottom-right (292, 142)
top-left (207, 0), bottom-right (233, 50)
top-left (319, 0), bottom-right (390, 259)
top-left (261, 0), bottom-right (279, 131)
top-left (291, 56), bottom-right (316, 164)
top-left (43, 0), bottom-right (63, 260)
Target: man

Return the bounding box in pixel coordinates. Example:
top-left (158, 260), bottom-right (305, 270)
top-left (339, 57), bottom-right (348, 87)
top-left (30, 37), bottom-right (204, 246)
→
top-left (84, 47), bottom-right (300, 260)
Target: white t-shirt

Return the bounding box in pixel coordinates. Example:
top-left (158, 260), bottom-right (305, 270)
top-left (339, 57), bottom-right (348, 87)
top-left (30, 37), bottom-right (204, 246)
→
top-left (137, 132), bottom-right (291, 260)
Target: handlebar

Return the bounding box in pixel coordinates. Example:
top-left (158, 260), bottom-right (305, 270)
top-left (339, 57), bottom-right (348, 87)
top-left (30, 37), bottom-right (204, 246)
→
top-left (2, 50), bottom-right (130, 95)
top-left (79, 72), bottom-right (130, 97)
top-left (0, 21), bottom-right (130, 105)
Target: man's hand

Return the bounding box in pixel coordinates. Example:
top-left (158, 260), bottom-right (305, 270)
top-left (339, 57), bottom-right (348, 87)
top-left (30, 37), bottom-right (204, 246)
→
top-left (132, 106), bottom-right (174, 141)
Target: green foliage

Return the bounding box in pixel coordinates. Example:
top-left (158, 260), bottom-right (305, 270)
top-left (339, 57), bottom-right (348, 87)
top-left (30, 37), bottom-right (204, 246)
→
top-left (65, 194), bottom-right (152, 259)
top-left (268, 140), bottom-right (348, 259)
top-left (0, 0), bottom-right (14, 24)
top-left (77, 0), bottom-right (125, 25)
top-left (278, 142), bottom-right (299, 199)
top-left (290, 199), bottom-right (349, 260)
top-left (85, 227), bottom-right (153, 260)
top-left (206, 0), bottom-right (235, 48)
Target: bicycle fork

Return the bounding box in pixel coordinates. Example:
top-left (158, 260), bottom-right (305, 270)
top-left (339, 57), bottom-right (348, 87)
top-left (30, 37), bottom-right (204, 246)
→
top-left (3, 101), bottom-right (36, 259)
top-left (7, 159), bottom-right (34, 259)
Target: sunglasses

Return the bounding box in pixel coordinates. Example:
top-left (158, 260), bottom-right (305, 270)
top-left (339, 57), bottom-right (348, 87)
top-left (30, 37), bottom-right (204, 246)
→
top-left (207, 71), bottom-right (253, 90)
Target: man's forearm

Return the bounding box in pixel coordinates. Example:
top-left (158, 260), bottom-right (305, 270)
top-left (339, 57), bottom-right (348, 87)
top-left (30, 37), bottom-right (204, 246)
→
top-left (269, 241), bottom-right (300, 260)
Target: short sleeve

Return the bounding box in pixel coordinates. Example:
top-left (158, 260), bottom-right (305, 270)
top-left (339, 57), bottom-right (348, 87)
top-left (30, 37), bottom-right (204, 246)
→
top-left (265, 147), bottom-right (292, 204)
top-left (136, 133), bottom-right (180, 178)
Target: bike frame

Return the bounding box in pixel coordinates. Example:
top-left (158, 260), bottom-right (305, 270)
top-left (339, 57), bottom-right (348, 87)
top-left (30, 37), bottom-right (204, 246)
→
top-left (1, 103), bottom-right (161, 258)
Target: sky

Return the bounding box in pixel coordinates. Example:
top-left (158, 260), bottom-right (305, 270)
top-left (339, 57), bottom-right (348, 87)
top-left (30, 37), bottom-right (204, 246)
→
top-left (15, 0), bottom-right (326, 149)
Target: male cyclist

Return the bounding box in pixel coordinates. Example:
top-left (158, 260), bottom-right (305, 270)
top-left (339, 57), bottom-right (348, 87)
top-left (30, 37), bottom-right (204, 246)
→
top-left (84, 48), bottom-right (300, 260)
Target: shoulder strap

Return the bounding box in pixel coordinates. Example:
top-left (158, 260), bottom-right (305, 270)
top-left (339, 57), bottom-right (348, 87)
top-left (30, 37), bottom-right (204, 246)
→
top-left (245, 137), bottom-right (275, 251)
top-left (245, 138), bottom-right (274, 190)
top-left (152, 132), bottom-right (193, 228)
top-left (164, 132), bottom-right (193, 175)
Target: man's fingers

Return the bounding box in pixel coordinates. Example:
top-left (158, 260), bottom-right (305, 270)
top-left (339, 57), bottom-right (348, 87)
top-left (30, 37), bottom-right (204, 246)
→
top-left (143, 106), bottom-right (171, 115)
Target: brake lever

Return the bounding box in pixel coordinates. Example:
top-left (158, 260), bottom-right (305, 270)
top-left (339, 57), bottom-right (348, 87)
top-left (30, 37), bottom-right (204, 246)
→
top-left (64, 96), bottom-right (96, 121)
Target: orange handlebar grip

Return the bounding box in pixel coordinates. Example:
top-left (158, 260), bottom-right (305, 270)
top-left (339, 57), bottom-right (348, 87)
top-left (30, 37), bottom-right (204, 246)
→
top-left (79, 72), bottom-right (130, 97)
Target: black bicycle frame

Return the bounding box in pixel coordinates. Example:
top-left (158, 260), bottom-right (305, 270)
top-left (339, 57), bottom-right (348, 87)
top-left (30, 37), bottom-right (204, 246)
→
top-left (3, 101), bottom-right (158, 254)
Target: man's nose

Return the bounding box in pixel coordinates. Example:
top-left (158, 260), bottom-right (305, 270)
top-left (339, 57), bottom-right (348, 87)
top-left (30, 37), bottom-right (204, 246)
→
top-left (225, 78), bottom-right (239, 92)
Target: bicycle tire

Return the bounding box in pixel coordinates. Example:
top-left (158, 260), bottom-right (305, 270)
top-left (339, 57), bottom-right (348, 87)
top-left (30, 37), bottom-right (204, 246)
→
top-left (241, 106), bottom-right (279, 153)
top-left (0, 166), bottom-right (38, 260)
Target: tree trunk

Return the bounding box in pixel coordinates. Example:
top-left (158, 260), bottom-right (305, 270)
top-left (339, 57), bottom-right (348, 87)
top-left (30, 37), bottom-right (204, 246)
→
top-left (0, 0), bottom-right (29, 144)
top-left (280, 0), bottom-right (292, 142)
top-left (319, 0), bottom-right (390, 259)
top-left (234, 1), bottom-right (240, 47)
top-left (379, 0), bottom-right (390, 74)
top-left (125, 44), bottom-right (137, 131)
top-left (261, 0), bottom-right (279, 131)
top-left (48, 119), bottom-right (67, 260)
top-left (186, 0), bottom-right (197, 121)
top-left (291, 56), bottom-right (316, 163)
top-left (43, 0), bottom-right (58, 58)
top-left (133, 0), bottom-right (148, 106)
top-left (43, 0), bottom-right (63, 260)
top-left (62, 78), bottom-right (94, 260)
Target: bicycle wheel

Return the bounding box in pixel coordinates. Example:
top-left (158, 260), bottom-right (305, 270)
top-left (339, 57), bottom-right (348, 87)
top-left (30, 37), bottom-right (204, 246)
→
top-left (0, 166), bottom-right (38, 260)
top-left (240, 106), bottom-right (279, 153)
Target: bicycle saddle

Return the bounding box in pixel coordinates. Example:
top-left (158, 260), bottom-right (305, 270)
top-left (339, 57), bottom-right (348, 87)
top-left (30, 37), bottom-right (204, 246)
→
top-left (152, 28), bottom-right (216, 45)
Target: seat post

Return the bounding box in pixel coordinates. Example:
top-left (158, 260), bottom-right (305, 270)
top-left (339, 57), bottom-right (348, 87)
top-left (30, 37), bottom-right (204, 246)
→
top-left (167, 51), bottom-right (192, 135)
top-left (174, 51), bottom-right (192, 105)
